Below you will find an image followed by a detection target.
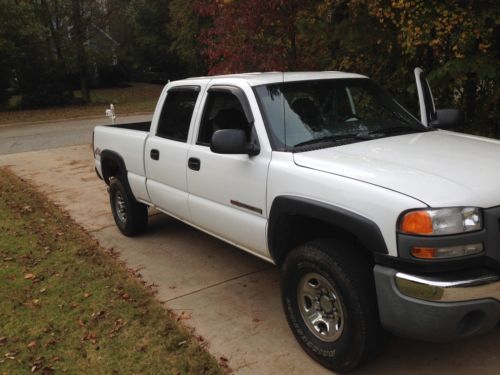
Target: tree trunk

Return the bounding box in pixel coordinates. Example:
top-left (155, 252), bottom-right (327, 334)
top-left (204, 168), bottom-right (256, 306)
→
top-left (71, 0), bottom-right (90, 103)
top-left (41, 0), bottom-right (64, 65)
top-left (464, 73), bottom-right (477, 131)
top-left (287, 1), bottom-right (297, 70)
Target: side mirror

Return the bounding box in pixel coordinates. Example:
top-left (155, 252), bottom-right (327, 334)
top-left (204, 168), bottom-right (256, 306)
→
top-left (210, 129), bottom-right (259, 155)
top-left (431, 109), bottom-right (465, 129)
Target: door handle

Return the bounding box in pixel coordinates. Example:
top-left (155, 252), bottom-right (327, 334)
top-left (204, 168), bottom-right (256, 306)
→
top-left (150, 149), bottom-right (160, 160)
top-left (188, 157), bottom-right (201, 171)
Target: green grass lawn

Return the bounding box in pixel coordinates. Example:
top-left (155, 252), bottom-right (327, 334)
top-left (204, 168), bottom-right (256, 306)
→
top-left (0, 168), bottom-right (225, 374)
top-left (0, 83), bottom-right (163, 125)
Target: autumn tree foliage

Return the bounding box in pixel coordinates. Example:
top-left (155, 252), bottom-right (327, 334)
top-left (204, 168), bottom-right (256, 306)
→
top-left (0, 0), bottom-right (497, 136)
top-left (193, 0), bottom-right (324, 74)
top-left (193, 0), bottom-right (498, 136)
top-left (168, 0), bottom-right (205, 76)
top-left (362, 0), bottom-right (498, 133)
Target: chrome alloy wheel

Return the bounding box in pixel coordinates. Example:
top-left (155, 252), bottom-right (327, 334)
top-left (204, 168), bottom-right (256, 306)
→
top-left (297, 272), bottom-right (345, 342)
top-left (114, 191), bottom-right (127, 223)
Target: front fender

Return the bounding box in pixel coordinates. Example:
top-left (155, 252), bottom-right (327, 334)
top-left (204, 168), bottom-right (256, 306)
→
top-left (268, 195), bottom-right (388, 264)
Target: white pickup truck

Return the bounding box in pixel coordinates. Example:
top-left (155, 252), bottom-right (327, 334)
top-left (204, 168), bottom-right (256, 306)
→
top-left (93, 70), bottom-right (500, 373)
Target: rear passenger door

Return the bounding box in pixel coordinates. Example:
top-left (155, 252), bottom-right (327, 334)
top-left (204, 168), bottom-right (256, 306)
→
top-left (187, 86), bottom-right (271, 256)
top-left (145, 85), bottom-right (201, 220)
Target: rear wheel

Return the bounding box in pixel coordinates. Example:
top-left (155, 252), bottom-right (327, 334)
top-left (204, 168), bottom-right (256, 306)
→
top-left (281, 239), bottom-right (388, 373)
top-left (108, 177), bottom-right (148, 236)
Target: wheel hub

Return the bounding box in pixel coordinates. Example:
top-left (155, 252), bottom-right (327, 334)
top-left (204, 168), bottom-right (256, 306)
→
top-left (297, 272), bottom-right (344, 342)
top-left (320, 295), bottom-right (333, 313)
top-left (114, 191), bottom-right (127, 222)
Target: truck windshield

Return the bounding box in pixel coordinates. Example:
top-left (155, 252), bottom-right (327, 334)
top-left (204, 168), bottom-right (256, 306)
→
top-left (254, 78), bottom-right (428, 151)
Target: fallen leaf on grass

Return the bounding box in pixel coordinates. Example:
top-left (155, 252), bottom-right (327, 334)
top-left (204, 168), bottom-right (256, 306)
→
top-left (90, 310), bottom-right (106, 321)
top-left (24, 273), bottom-right (35, 280)
top-left (120, 293), bottom-right (130, 301)
top-left (83, 292), bottom-right (92, 298)
top-left (219, 356), bottom-right (231, 369)
top-left (41, 366), bottom-right (55, 374)
top-left (82, 332), bottom-right (98, 345)
top-left (28, 341), bottom-right (37, 348)
top-left (177, 311), bottom-right (192, 321)
top-left (30, 356), bottom-right (45, 372)
top-left (4, 350), bottom-right (20, 360)
top-left (45, 339), bottom-right (57, 348)
top-left (108, 318), bottom-right (126, 337)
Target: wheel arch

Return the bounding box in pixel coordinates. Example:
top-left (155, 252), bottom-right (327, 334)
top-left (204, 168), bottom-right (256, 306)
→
top-left (100, 150), bottom-right (128, 185)
top-left (268, 196), bottom-right (388, 266)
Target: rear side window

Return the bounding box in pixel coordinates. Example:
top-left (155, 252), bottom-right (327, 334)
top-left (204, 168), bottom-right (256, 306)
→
top-left (156, 88), bottom-right (199, 142)
top-left (197, 91), bottom-right (250, 145)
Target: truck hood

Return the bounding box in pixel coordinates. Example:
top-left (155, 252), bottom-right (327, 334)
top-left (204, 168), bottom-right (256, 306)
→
top-left (293, 130), bottom-right (500, 208)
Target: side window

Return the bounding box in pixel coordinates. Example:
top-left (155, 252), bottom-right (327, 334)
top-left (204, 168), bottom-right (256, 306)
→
top-left (197, 91), bottom-right (250, 145)
top-left (156, 89), bottom-right (199, 142)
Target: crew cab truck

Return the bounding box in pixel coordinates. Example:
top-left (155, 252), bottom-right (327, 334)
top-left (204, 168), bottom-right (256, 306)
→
top-left (93, 70), bottom-right (500, 373)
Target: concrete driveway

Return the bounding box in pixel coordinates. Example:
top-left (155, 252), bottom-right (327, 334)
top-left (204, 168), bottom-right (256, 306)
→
top-left (1, 121), bottom-right (499, 374)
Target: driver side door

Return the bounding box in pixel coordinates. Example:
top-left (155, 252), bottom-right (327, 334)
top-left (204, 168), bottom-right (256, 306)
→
top-left (187, 86), bottom-right (271, 257)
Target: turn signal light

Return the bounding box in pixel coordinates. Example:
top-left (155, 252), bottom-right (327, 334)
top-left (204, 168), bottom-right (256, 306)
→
top-left (411, 247), bottom-right (436, 259)
top-left (400, 211), bottom-right (433, 235)
top-left (411, 243), bottom-right (483, 259)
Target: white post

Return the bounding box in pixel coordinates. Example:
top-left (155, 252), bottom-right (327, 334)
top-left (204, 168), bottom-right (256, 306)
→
top-left (105, 104), bottom-right (116, 125)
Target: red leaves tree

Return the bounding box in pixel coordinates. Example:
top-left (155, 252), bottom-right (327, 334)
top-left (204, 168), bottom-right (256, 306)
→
top-left (193, 0), bottom-right (317, 74)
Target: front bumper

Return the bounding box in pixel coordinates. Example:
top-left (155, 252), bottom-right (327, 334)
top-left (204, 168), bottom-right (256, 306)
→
top-left (374, 265), bottom-right (500, 341)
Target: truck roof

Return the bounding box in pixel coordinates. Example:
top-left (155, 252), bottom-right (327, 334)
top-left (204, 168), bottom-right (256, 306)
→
top-left (182, 71), bottom-right (368, 86)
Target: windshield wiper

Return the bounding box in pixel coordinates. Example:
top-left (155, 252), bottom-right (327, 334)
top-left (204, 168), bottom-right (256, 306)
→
top-left (381, 125), bottom-right (428, 135)
top-left (390, 110), bottom-right (416, 126)
top-left (293, 133), bottom-right (373, 149)
top-left (292, 123), bottom-right (429, 150)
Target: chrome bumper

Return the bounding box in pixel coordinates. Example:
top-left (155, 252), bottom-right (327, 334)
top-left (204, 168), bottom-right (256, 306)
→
top-left (374, 265), bottom-right (500, 341)
top-left (395, 269), bottom-right (500, 302)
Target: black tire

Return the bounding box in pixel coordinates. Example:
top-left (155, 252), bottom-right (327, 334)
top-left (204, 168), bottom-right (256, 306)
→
top-left (108, 176), bottom-right (148, 236)
top-left (281, 239), bottom-right (389, 373)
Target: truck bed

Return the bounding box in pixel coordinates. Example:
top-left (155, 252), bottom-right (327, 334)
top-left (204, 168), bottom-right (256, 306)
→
top-left (94, 121), bottom-right (151, 179)
top-left (109, 121), bottom-right (151, 132)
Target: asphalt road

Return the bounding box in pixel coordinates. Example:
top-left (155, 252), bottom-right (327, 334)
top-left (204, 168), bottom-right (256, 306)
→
top-left (0, 114), bottom-right (152, 155)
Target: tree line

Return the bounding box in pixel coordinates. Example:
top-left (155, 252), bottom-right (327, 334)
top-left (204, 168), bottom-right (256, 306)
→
top-left (0, 0), bottom-right (497, 136)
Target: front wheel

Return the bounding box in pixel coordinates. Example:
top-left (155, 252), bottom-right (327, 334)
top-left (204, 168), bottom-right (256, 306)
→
top-left (108, 177), bottom-right (148, 236)
top-left (281, 239), bottom-right (388, 373)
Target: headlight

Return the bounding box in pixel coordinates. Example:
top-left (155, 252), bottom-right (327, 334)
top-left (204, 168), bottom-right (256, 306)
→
top-left (399, 207), bottom-right (482, 236)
